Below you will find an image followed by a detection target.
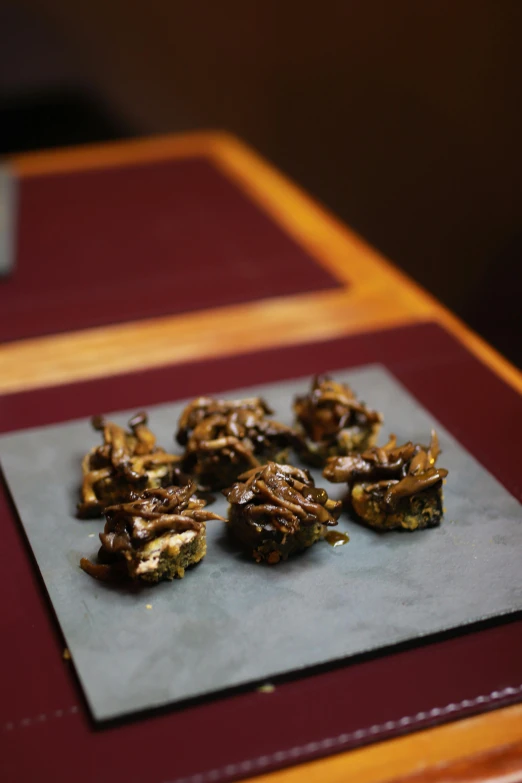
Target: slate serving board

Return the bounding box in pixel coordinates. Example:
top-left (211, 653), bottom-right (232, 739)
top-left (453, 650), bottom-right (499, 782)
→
top-left (0, 165), bottom-right (17, 277)
top-left (1, 365), bottom-right (520, 722)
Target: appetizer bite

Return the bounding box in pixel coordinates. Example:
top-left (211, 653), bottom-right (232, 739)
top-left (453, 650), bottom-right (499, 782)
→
top-left (223, 462), bottom-right (342, 563)
top-left (80, 482), bottom-right (224, 582)
top-left (78, 412), bottom-right (185, 518)
top-left (176, 396), bottom-right (298, 491)
top-left (293, 375), bottom-right (383, 466)
top-left (323, 431), bottom-right (448, 531)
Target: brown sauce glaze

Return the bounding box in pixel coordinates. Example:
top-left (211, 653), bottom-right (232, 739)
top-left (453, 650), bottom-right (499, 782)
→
top-left (325, 530), bottom-right (350, 547)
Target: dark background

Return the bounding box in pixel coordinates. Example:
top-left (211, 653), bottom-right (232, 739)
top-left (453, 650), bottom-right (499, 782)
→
top-left (1, 0), bottom-right (521, 365)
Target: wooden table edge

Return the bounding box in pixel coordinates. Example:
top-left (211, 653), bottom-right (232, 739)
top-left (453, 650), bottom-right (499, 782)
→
top-left (255, 704), bottom-right (522, 783)
top-left (2, 132), bottom-right (521, 782)
top-left (2, 131), bottom-right (520, 396)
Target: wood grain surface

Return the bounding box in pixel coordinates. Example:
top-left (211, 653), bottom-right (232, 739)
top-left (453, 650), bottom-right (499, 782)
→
top-left (2, 131), bottom-right (521, 782)
top-left (392, 739), bottom-right (522, 783)
top-left (3, 132), bottom-right (521, 395)
top-left (255, 705), bottom-right (522, 783)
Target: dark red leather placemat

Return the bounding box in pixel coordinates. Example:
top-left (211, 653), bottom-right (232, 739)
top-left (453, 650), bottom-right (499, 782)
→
top-left (0, 157), bottom-right (341, 342)
top-left (1, 322), bottom-right (521, 783)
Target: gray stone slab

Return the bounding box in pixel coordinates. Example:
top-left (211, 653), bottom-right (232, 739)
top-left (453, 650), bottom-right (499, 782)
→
top-left (1, 365), bottom-right (520, 722)
top-left (0, 165), bottom-right (18, 277)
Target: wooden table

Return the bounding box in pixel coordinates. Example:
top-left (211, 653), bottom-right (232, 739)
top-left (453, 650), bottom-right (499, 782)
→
top-left (2, 132), bottom-right (521, 781)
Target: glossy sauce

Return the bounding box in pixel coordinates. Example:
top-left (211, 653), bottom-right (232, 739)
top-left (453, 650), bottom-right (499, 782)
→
top-left (325, 530), bottom-right (350, 547)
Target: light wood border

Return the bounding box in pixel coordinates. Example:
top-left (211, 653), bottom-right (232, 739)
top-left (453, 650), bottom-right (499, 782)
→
top-left (256, 704), bottom-right (522, 783)
top-left (2, 132), bottom-right (521, 394)
top-left (2, 132), bottom-right (522, 782)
